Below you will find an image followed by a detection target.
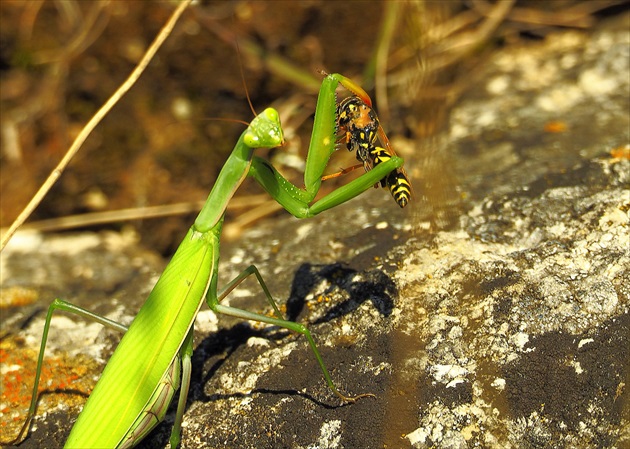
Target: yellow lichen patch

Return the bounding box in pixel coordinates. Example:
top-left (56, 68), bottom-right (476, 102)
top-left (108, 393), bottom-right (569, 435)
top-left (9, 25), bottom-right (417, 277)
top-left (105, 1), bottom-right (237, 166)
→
top-left (543, 120), bottom-right (568, 133)
top-left (610, 145), bottom-right (630, 160)
top-left (0, 287), bottom-right (39, 308)
top-left (0, 335), bottom-right (101, 440)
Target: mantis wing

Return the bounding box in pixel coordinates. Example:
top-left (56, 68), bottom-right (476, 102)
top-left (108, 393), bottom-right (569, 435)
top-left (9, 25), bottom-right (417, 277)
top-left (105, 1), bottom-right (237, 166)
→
top-left (65, 227), bottom-right (219, 448)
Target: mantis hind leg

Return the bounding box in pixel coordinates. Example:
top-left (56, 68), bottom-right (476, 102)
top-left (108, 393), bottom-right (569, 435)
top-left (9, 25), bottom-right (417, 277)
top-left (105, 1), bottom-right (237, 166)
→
top-left (209, 265), bottom-right (374, 403)
top-left (11, 298), bottom-right (129, 445)
top-left (217, 265), bottom-right (284, 320)
top-left (13, 298), bottom-right (192, 449)
top-left (168, 329), bottom-right (193, 449)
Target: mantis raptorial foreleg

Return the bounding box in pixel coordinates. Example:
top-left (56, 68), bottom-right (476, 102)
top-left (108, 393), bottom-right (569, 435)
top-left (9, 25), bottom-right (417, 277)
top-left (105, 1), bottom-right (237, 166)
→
top-left (322, 71), bottom-right (413, 207)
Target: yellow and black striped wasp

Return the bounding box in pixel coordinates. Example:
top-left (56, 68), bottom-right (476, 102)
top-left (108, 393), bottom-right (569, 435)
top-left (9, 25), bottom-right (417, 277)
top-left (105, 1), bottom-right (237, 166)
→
top-left (359, 144), bottom-right (412, 208)
top-left (336, 95), bottom-right (380, 154)
top-left (325, 81), bottom-right (412, 208)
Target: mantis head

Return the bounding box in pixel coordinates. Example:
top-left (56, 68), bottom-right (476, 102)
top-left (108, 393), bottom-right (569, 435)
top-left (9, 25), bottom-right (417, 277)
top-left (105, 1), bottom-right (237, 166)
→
top-left (244, 108), bottom-right (284, 149)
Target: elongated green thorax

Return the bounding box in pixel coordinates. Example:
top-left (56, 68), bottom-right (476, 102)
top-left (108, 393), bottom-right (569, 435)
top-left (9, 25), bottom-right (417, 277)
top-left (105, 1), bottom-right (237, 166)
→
top-left (194, 108), bottom-right (284, 232)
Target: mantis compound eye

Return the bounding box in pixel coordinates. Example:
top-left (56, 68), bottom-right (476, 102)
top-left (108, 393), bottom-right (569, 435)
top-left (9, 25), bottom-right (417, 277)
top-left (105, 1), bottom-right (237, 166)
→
top-left (243, 131), bottom-right (260, 147)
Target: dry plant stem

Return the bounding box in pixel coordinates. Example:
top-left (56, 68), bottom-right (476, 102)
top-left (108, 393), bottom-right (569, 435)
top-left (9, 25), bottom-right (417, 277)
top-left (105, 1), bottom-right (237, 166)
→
top-left (373, 1), bottom-right (402, 125)
top-left (194, 10), bottom-right (321, 93)
top-left (420, 0), bottom-right (515, 75)
top-left (473, 0), bottom-right (627, 29)
top-left (9, 194), bottom-right (274, 234)
top-left (32, 0), bottom-right (111, 65)
top-left (0, 0), bottom-right (192, 252)
top-left (18, 0), bottom-right (45, 42)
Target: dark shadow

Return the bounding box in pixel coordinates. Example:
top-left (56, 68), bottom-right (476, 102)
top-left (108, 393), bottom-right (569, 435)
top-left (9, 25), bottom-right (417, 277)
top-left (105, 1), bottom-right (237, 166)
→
top-left (182, 261), bottom-right (397, 412)
top-left (194, 322), bottom-right (288, 392)
top-left (49, 262), bottom-right (397, 448)
top-left (0, 389), bottom-right (90, 447)
top-left (286, 262), bottom-right (397, 324)
top-left (0, 306), bottom-right (46, 342)
top-left (184, 321), bottom-right (357, 413)
top-left (205, 388), bottom-right (344, 410)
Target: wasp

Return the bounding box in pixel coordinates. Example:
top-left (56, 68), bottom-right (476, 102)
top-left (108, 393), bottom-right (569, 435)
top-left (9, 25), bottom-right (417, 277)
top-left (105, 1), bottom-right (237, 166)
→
top-left (337, 95), bottom-right (380, 153)
top-left (334, 93), bottom-right (412, 208)
top-left (362, 145), bottom-right (412, 208)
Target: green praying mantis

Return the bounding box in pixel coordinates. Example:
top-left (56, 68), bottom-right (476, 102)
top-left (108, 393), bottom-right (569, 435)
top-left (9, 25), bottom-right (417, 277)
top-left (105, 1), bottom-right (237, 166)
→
top-left (11, 72), bottom-right (405, 448)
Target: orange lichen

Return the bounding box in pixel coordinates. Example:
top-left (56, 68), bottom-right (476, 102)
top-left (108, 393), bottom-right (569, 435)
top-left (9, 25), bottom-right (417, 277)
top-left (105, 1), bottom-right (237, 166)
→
top-left (0, 287), bottom-right (39, 308)
top-left (543, 121), bottom-right (568, 133)
top-left (610, 145), bottom-right (630, 160)
top-left (0, 336), bottom-right (101, 438)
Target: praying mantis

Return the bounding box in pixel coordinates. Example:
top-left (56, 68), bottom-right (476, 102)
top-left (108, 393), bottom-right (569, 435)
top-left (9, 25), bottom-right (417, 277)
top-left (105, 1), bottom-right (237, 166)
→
top-left (10, 72), bottom-right (405, 448)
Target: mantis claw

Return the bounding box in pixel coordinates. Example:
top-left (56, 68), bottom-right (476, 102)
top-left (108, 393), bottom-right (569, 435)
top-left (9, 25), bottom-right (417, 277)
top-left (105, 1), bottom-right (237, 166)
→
top-left (333, 389), bottom-right (377, 404)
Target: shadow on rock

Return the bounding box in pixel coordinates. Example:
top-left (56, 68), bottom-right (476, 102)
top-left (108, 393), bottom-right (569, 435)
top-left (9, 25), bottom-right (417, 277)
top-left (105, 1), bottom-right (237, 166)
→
top-left (286, 262), bottom-right (397, 324)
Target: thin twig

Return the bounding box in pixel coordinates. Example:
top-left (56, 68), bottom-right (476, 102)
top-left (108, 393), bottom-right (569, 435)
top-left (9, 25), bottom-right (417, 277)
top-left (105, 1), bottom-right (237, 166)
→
top-left (194, 9), bottom-right (321, 93)
top-left (1, 0), bottom-right (192, 252)
top-left (5, 194), bottom-right (275, 234)
top-left (373, 1), bottom-right (402, 124)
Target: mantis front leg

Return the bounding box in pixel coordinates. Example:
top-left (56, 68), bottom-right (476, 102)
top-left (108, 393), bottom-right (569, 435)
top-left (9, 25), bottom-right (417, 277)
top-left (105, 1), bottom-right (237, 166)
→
top-left (249, 73), bottom-right (404, 218)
